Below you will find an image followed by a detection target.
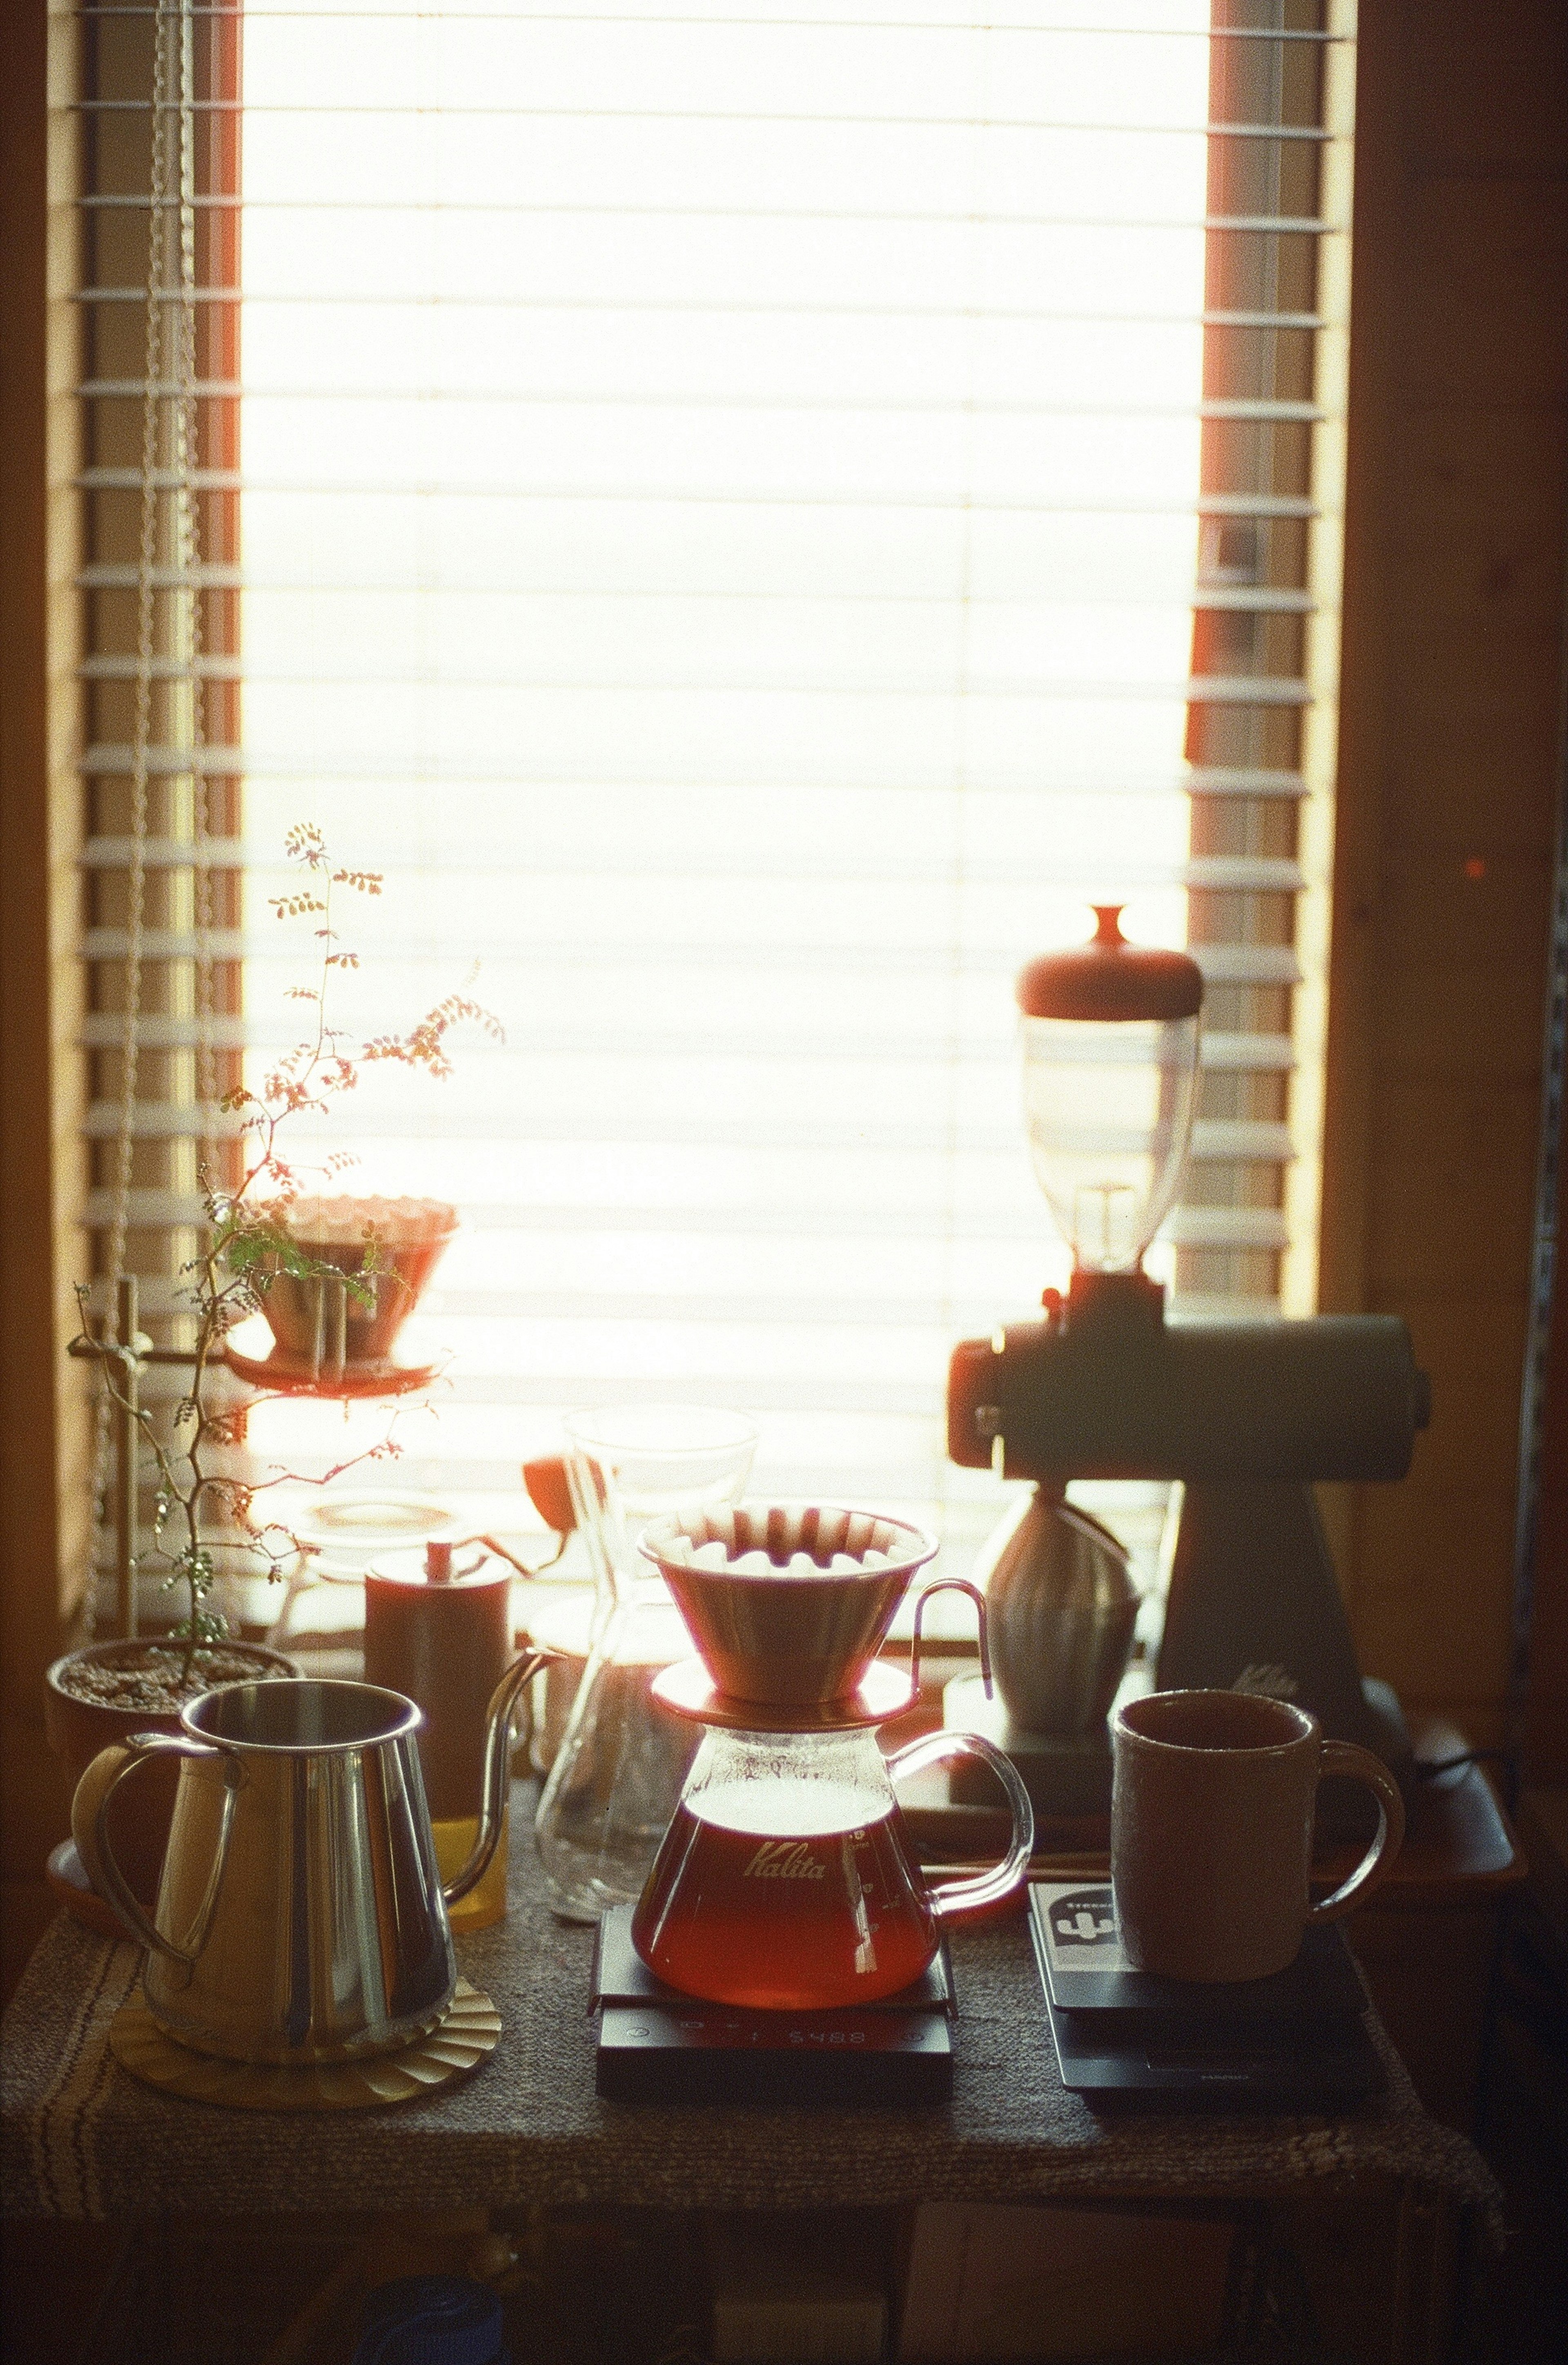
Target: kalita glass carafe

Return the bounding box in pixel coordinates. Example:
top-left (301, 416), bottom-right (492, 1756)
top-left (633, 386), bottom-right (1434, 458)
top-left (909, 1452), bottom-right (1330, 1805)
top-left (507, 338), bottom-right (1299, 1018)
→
top-left (633, 1721), bottom-right (1031, 2010)
top-left (534, 1405), bottom-right (757, 1921)
top-left (630, 1503), bottom-right (1035, 2010)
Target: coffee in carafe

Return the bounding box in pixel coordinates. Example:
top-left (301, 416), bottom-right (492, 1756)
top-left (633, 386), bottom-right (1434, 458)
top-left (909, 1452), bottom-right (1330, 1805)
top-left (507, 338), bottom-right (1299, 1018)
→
top-left (633, 1729), bottom-right (938, 2009)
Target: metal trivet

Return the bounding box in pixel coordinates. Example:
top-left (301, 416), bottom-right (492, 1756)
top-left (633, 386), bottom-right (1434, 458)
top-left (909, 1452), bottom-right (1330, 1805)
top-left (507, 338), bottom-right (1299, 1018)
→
top-left (109, 1978), bottom-right (500, 2110)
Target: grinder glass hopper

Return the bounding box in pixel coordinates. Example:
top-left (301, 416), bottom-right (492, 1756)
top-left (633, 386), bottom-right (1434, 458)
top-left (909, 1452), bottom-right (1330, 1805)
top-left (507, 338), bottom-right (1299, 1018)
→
top-left (1017, 904), bottom-right (1203, 1282)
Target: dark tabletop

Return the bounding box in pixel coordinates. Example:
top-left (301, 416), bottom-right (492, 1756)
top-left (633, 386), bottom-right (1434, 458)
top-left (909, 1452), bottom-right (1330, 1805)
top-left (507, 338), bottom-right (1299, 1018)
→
top-left (1, 1787), bottom-right (1502, 2224)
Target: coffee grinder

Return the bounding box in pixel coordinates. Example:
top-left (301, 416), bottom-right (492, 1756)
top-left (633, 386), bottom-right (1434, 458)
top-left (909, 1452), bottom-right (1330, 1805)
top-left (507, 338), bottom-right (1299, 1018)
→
top-left (945, 909), bottom-right (1430, 1822)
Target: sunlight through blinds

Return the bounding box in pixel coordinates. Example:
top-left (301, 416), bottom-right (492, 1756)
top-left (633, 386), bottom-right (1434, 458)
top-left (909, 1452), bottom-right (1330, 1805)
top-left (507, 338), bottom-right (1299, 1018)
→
top-left (76, 0), bottom-right (1350, 1592)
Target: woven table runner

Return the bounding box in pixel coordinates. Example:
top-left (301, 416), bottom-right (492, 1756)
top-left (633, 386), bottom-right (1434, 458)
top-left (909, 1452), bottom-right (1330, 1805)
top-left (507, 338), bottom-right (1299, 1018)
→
top-left (2, 1791), bottom-right (1501, 2224)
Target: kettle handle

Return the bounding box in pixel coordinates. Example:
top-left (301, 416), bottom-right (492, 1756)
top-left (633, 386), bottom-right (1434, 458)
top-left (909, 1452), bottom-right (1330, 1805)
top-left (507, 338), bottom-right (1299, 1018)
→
top-left (440, 1648), bottom-right (555, 1907)
top-left (71, 1733), bottom-right (243, 1963)
top-left (884, 1729), bottom-right (1036, 1924)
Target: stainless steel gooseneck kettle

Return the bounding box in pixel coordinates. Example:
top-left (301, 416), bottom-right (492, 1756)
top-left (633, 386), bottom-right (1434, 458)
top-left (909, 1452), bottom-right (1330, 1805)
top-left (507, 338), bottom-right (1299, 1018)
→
top-left (71, 1657), bottom-right (548, 2065)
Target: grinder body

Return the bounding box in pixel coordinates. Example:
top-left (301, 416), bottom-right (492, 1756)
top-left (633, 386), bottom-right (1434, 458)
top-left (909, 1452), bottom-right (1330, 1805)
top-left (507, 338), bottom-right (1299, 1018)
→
top-left (949, 1300), bottom-right (1428, 1486)
top-left (947, 1279), bottom-right (1430, 1784)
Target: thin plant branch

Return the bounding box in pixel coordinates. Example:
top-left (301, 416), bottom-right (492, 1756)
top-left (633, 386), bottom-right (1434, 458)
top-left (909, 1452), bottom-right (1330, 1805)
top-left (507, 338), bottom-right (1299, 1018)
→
top-left (71, 830), bottom-right (500, 1682)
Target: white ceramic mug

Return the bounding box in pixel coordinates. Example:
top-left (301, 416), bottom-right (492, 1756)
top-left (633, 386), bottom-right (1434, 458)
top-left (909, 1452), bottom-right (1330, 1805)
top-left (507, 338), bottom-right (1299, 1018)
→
top-left (1111, 1689), bottom-right (1406, 1982)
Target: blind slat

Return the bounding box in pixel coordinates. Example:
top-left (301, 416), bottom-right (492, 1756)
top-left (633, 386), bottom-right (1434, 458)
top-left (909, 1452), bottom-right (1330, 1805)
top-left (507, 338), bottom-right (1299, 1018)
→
top-left (74, 10), bottom-right (1339, 37)
top-left (82, 1100), bottom-right (1296, 1162)
top-left (76, 682), bottom-right (1313, 762)
top-left (77, 203), bottom-right (1337, 236)
top-left (80, 1188), bottom-right (1292, 1240)
top-left (78, 102), bottom-right (1333, 138)
top-left (76, 583), bottom-right (1319, 638)
top-left (78, 1015), bottom-right (1296, 1069)
top-left (80, 929), bottom-right (1305, 984)
top-left (74, 489), bottom-right (1323, 518)
top-left (79, 838), bottom-right (1310, 891)
top-left (79, 769), bottom-right (1311, 836)
top-left (67, 369), bottom-right (1331, 424)
top-left (74, 841), bottom-right (1303, 894)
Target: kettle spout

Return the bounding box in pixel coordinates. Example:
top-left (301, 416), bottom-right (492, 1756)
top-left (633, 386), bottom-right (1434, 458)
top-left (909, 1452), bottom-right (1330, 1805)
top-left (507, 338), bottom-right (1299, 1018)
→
top-left (440, 1649), bottom-right (554, 1907)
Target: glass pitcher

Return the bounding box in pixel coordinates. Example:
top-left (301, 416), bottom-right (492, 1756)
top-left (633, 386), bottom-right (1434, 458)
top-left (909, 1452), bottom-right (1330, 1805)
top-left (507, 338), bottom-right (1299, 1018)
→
top-left (534, 1405), bottom-right (757, 1921)
top-left (631, 1721), bottom-right (1033, 2010)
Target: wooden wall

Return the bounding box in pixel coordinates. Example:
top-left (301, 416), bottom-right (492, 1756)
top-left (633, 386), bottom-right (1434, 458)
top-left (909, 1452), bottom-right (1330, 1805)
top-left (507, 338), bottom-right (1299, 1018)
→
top-left (1322, 0), bottom-right (1568, 1747)
top-left (1525, 1102), bottom-right (1568, 1779)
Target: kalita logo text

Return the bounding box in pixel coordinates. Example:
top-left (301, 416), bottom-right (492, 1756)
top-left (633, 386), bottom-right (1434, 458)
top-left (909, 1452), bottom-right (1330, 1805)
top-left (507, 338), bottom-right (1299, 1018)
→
top-left (742, 1839), bottom-right (829, 1881)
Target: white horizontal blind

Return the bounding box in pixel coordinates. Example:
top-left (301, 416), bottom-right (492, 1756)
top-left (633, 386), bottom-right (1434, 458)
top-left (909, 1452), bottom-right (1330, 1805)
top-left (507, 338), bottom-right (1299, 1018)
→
top-left (77, 0), bottom-right (1348, 1593)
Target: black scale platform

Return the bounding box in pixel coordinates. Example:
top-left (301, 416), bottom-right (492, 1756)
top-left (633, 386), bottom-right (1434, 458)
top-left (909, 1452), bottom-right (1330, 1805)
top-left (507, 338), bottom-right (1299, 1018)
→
top-left (1029, 1883), bottom-right (1386, 2108)
top-left (590, 1892), bottom-right (1385, 2112)
top-left (590, 1910), bottom-right (955, 2105)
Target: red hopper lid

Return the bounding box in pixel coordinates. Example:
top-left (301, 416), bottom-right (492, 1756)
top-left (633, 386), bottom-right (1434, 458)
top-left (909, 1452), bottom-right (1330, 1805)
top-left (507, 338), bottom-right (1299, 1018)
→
top-left (1016, 905), bottom-right (1204, 1023)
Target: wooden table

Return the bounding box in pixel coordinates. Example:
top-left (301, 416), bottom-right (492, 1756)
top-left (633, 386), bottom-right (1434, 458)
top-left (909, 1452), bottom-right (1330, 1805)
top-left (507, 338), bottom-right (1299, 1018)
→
top-left (3, 1776), bottom-right (1512, 2365)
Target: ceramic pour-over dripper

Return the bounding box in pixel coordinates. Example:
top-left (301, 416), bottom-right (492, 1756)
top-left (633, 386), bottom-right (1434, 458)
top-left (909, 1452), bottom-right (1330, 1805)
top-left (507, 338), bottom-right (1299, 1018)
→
top-left (637, 1502), bottom-right (939, 1708)
top-left (254, 1195), bottom-right (458, 1370)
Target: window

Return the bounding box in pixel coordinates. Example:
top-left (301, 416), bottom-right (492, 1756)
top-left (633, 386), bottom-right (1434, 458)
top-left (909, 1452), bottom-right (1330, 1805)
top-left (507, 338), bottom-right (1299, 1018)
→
top-left (76, 0), bottom-right (1350, 1621)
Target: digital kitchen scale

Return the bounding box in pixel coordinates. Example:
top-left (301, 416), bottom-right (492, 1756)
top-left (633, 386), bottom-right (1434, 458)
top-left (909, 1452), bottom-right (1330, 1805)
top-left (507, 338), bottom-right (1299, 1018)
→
top-left (590, 1908), bottom-right (955, 2105)
top-left (1029, 1883), bottom-right (1385, 2109)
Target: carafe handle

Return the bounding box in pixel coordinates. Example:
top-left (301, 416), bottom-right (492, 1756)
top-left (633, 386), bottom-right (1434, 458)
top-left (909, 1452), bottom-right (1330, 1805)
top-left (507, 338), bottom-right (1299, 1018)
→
top-left (441, 1648), bottom-right (555, 1906)
top-left (884, 1729), bottom-right (1035, 1923)
top-left (71, 1733), bottom-right (244, 1964)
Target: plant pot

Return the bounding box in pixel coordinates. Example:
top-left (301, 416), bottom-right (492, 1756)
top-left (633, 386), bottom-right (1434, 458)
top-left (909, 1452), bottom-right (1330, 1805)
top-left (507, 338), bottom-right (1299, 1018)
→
top-left (44, 1639), bottom-right (301, 1929)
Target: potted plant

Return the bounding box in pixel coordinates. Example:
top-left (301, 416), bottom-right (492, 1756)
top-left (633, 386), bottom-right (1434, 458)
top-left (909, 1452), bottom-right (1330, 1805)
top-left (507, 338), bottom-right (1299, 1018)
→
top-left (47, 828), bottom-right (498, 1915)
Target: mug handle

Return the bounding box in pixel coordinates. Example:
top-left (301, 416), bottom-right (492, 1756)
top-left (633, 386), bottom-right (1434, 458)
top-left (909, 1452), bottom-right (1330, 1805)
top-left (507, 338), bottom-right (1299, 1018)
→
top-left (71, 1733), bottom-right (243, 1964)
top-left (1306, 1739), bottom-right (1406, 1924)
top-left (885, 1730), bottom-right (1036, 1922)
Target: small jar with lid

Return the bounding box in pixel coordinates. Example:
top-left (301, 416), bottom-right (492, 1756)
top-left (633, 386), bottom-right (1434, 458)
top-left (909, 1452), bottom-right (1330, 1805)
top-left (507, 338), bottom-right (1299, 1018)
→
top-left (363, 1541), bottom-right (517, 1931)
